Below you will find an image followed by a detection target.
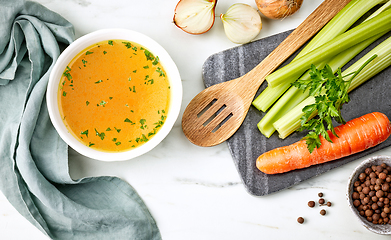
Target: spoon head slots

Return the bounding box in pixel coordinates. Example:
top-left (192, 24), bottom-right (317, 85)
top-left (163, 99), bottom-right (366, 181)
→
top-left (182, 83), bottom-right (248, 147)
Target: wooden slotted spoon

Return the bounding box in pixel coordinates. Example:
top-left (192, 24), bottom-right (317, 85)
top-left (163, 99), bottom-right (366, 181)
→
top-left (182, 0), bottom-right (351, 147)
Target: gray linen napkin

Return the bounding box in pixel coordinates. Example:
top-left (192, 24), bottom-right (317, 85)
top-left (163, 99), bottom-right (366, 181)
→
top-left (0, 1), bottom-right (162, 239)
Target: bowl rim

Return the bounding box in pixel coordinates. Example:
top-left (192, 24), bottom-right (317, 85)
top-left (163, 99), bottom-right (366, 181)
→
top-left (346, 155), bottom-right (391, 234)
top-left (47, 28), bottom-right (182, 161)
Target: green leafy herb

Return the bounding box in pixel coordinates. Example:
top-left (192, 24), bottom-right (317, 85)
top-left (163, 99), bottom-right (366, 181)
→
top-left (292, 55), bottom-right (377, 153)
top-left (81, 130), bottom-right (89, 138)
top-left (86, 51), bottom-right (93, 55)
top-left (95, 80), bottom-right (103, 84)
top-left (140, 119), bottom-right (147, 129)
top-left (63, 66), bottom-right (72, 80)
top-left (62, 91), bottom-right (67, 97)
top-left (112, 138), bottom-right (117, 142)
top-left (114, 127), bottom-right (121, 133)
top-left (152, 56), bottom-right (159, 65)
top-left (106, 127), bottom-right (112, 131)
top-left (135, 134), bottom-right (149, 143)
top-left (94, 128), bottom-right (105, 140)
top-left (99, 100), bottom-right (107, 107)
top-left (89, 142), bottom-right (95, 147)
top-left (144, 75), bottom-right (154, 85)
top-left (129, 86), bottom-right (136, 92)
top-left (122, 41), bottom-right (132, 49)
top-left (143, 49), bottom-right (155, 61)
top-left (143, 65), bottom-right (149, 69)
top-left (133, 70), bottom-right (137, 73)
top-left (156, 67), bottom-right (165, 77)
top-left (115, 142), bottom-right (121, 146)
top-left (124, 118), bottom-right (135, 125)
top-left (108, 40), bottom-right (113, 46)
top-left (103, 51), bottom-right (107, 55)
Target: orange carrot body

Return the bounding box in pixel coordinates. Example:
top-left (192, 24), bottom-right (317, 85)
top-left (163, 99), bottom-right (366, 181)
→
top-left (256, 112), bottom-right (391, 174)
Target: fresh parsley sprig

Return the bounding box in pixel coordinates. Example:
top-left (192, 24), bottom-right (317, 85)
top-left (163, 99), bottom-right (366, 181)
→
top-left (292, 55), bottom-right (377, 153)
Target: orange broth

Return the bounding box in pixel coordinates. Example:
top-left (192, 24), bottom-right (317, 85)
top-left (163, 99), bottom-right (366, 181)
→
top-left (58, 40), bottom-right (170, 152)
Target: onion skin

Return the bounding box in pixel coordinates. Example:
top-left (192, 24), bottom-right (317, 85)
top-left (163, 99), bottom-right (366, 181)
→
top-left (255, 0), bottom-right (303, 19)
top-left (173, 0), bottom-right (217, 35)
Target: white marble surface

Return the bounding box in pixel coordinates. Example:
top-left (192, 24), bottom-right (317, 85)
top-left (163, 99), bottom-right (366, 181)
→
top-left (1, 0), bottom-right (391, 239)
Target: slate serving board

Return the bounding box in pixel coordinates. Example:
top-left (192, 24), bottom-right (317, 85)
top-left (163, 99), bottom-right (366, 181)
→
top-left (202, 30), bottom-right (391, 196)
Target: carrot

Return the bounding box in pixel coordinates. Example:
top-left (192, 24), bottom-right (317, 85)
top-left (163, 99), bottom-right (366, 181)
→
top-left (256, 112), bottom-right (391, 174)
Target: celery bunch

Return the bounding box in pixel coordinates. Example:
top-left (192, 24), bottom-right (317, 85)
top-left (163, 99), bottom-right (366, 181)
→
top-left (252, 0), bottom-right (391, 140)
top-left (274, 35), bottom-right (391, 139)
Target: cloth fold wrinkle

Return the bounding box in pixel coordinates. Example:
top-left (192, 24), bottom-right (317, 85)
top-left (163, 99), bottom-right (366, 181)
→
top-left (0, 1), bottom-right (161, 239)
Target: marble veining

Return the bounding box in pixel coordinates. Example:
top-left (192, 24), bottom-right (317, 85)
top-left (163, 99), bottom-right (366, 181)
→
top-left (175, 178), bottom-right (241, 188)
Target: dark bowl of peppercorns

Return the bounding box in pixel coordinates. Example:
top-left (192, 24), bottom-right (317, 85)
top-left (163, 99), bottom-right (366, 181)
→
top-left (347, 155), bottom-right (391, 235)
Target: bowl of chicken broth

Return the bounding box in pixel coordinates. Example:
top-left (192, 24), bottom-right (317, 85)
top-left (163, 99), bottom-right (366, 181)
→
top-left (47, 29), bottom-right (182, 161)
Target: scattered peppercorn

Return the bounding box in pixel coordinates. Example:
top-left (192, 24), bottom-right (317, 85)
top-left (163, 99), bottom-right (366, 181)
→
top-left (308, 201), bottom-right (315, 208)
top-left (318, 192), bottom-right (323, 197)
top-left (319, 198), bottom-right (325, 205)
top-left (297, 217), bottom-right (305, 224)
top-left (320, 209), bottom-right (326, 215)
top-left (327, 202), bottom-right (332, 207)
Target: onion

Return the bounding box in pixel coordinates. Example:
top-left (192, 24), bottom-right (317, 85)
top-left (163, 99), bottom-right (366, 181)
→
top-left (255, 0), bottom-right (303, 19)
top-left (220, 3), bottom-right (262, 44)
top-left (173, 0), bottom-right (217, 35)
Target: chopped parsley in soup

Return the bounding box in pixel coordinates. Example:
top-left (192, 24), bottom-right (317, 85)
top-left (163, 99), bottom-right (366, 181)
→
top-left (58, 40), bottom-right (170, 152)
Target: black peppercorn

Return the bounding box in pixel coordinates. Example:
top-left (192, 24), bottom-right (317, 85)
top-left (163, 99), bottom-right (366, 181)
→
top-left (308, 201), bottom-right (315, 208)
top-left (320, 209), bottom-right (326, 215)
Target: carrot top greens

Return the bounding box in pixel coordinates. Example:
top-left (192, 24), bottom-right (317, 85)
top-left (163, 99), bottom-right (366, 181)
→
top-left (293, 55), bottom-right (377, 153)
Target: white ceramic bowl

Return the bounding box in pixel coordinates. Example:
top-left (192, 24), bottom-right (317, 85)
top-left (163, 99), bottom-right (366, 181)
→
top-left (347, 155), bottom-right (391, 234)
top-left (47, 29), bottom-right (182, 161)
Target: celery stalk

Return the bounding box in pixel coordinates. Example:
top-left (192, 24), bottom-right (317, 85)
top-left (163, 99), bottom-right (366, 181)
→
top-left (252, 81), bottom-right (290, 111)
top-left (273, 34), bottom-right (391, 139)
top-left (252, 0), bottom-right (387, 111)
top-left (257, 34), bottom-right (384, 138)
top-left (266, 8), bottom-right (391, 88)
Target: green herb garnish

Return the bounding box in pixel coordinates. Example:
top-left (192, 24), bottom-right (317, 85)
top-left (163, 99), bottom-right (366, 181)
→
top-left (81, 130), bottom-right (89, 138)
top-left (152, 56), bottom-right (159, 65)
top-left (122, 41), bottom-right (132, 49)
top-left (86, 51), bottom-right (93, 55)
top-left (156, 67), bottom-right (165, 77)
top-left (99, 100), bottom-right (107, 107)
top-left (292, 55), bottom-right (377, 153)
top-left (140, 119), bottom-right (147, 129)
top-left (63, 66), bottom-right (72, 80)
top-left (94, 128), bottom-right (105, 140)
top-left (143, 49), bottom-right (155, 61)
top-left (124, 118), bottom-right (135, 125)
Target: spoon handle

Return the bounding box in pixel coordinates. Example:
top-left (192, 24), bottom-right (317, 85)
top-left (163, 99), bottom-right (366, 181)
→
top-left (244, 0), bottom-right (351, 90)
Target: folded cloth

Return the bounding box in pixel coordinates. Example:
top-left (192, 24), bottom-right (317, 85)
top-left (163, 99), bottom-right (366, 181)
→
top-left (0, 1), bottom-right (161, 239)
